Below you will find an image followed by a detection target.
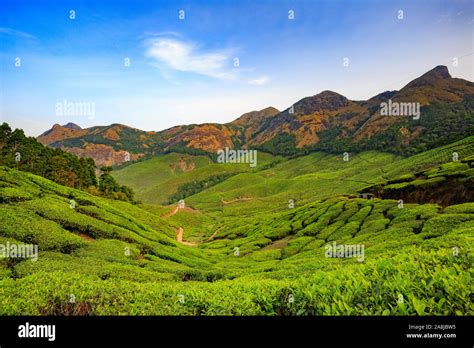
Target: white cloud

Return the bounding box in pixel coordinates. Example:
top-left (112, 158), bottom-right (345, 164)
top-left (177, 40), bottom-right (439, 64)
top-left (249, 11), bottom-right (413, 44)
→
top-left (0, 27), bottom-right (36, 40)
top-left (145, 37), bottom-right (235, 79)
top-left (248, 76), bottom-right (270, 85)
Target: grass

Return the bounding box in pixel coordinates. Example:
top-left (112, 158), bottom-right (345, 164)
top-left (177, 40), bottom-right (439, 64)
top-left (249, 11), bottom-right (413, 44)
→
top-left (185, 136), bottom-right (474, 214)
top-left (112, 152), bottom-right (280, 204)
top-left (0, 136), bottom-right (473, 315)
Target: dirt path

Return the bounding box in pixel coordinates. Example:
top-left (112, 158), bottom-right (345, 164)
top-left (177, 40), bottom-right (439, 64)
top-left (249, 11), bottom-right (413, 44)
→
top-left (161, 205), bottom-right (200, 218)
top-left (261, 236), bottom-right (293, 250)
top-left (220, 197), bottom-right (253, 205)
top-left (161, 204), bottom-right (201, 247)
top-left (176, 226), bottom-right (198, 247)
top-left (161, 206), bottom-right (179, 218)
top-left (176, 227), bottom-right (184, 242)
top-left (78, 233), bottom-right (94, 241)
top-left (206, 225), bottom-right (225, 242)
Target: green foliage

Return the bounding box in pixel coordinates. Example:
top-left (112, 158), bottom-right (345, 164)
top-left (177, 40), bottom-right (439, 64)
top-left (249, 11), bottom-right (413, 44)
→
top-left (168, 172), bottom-right (238, 203)
top-left (0, 123), bottom-right (96, 189)
top-left (98, 168), bottom-right (135, 203)
top-left (0, 124), bottom-right (135, 204)
top-left (443, 203), bottom-right (474, 214)
top-left (309, 97), bottom-right (474, 157)
top-left (0, 205), bottom-right (85, 251)
top-left (112, 152), bottom-right (278, 205)
top-left (256, 133), bottom-right (298, 156)
top-left (0, 134), bottom-right (472, 316)
top-left (420, 214), bottom-right (474, 238)
top-left (0, 247), bottom-right (471, 315)
top-left (164, 141), bottom-right (214, 157)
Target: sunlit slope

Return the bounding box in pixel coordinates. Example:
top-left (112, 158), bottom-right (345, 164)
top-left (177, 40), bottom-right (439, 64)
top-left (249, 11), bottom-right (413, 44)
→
top-left (141, 203), bottom-right (217, 244)
top-left (0, 167), bottom-right (216, 282)
top-left (186, 136), bottom-right (474, 214)
top-left (112, 152), bottom-right (280, 205)
top-left (0, 167), bottom-right (472, 315)
top-left (0, 137), bottom-right (473, 315)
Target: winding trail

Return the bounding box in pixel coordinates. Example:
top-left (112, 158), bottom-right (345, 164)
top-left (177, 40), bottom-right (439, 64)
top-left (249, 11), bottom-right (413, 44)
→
top-left (175, 226), bottom-right (198, 247)
top-left (206, 225), bottom-right (225, 242)
top-left (161, 206), bottom-right (179, 218)
top-left (161, 203), bottom-right (217, 247)
top-left (220, 197), bottom-right (254, 205)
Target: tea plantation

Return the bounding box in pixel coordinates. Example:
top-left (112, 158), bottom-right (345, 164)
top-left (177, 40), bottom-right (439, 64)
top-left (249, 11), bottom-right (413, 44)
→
top-left (0, 137), bottom-right (473, 315)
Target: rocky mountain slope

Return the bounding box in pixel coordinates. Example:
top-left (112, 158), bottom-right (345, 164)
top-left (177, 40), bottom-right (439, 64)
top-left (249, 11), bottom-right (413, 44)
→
top-left (37, 65), bottom-right (474, 166)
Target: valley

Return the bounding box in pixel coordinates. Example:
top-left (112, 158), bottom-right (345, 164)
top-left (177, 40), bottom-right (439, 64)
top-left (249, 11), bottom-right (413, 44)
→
top-left (0, 65), bottom-right (472, 316)
top-left (0, 135), bottom-right (472, 315)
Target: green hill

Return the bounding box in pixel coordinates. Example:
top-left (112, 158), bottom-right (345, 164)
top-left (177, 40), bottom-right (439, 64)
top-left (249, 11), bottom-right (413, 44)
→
top-left (184, 136), bottom-right (474, 214)
top-left (0, 137), bottom-right (473, 315)
top-left (111, 151), bottom-right (280, 205)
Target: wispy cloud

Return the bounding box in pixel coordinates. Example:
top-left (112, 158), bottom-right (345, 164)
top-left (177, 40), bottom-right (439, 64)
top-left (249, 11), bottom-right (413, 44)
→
top-left (145, 37), bottom-right (236, 80)
top-left (0, 27), bottom-right (37, 40)
top-left (248, 76), bottom-right (270, 85)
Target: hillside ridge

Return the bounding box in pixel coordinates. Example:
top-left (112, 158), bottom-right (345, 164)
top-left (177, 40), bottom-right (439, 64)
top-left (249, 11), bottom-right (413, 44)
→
top-left (36, 65), bottom-right (474, 165)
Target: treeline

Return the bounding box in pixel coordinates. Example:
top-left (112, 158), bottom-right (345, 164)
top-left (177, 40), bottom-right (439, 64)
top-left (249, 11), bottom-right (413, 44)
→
top-left (256, 133), bottom-right (298, 157)
top-left (168, 172), bottom-right (237, 203)
top-left (94, 166), bottom-right (136, 203)
top-left (0, 123), bottom-right (96, 189)
top-left (163, 141), bottom-right (213, 158)
top-left (0, 123), bottom-right (136, 203)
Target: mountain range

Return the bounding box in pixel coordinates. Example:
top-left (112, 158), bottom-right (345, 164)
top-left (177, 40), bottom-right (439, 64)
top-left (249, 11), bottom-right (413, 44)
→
top-left (2, 66), bottom-right (474, 318)
top-left (37, 65), bottom-right (474, 166)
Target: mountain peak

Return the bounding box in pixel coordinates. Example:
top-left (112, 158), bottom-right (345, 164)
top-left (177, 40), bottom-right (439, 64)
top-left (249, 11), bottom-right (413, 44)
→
top-left (404, 65), bottom-right (452, 89)
top-left (38, 122), bottom-right (83, 144)
top-left (63, 122), bottom-right (81, 130)
top-left (422, 65), bottom-right (451, 79)
top-left (231, 106), bottom-right (280, 126)
top-left (292, 90), bottom-right (349, 114)
top-left (260, 106), bottom-right (280, 114)
top-left (317, 90), bottom-right (344, 97)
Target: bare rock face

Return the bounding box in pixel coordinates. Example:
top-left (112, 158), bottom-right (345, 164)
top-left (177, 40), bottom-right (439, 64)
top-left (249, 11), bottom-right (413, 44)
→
top-left (62, 144), bottom-right (143, 167)
top-left (38, 123), bottom-right (86, 146)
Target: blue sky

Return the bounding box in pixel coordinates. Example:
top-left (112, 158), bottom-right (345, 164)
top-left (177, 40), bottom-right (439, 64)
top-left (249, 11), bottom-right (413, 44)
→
top-left (0, 0), bottom-right (472, 136)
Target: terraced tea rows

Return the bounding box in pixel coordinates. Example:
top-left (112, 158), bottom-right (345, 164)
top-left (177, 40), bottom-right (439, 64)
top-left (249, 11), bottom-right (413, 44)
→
top-left (0, 155), bottom-right (472, 315)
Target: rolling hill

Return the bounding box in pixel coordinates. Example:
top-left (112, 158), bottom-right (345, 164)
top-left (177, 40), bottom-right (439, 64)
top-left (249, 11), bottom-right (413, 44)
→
top-left (113, 135), bottom-right (474, 210)
top-left (2, 64), bottom-right (472, 316)
top-left (111, 151), bottom-right (281, 205)
top-left (0, 141), bottom-right (473, 314)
